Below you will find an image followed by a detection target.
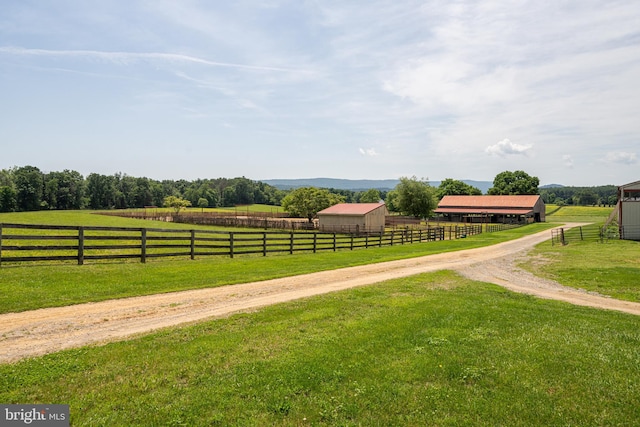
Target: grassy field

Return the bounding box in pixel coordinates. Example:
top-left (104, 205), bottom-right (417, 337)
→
top-left (1, 272), bottom-right (639, 426)
top-left (545, 204), bottom-right (614, 224)
top-left (2, 207), bottom-right (639, 425)
top-left (0, 210), bottom-right (261, 230)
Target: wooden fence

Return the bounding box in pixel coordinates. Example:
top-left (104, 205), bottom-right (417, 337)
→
top-left (551, 225), bottom-right (619, 246)
top-left (0, 223), bottom-right (482, 266)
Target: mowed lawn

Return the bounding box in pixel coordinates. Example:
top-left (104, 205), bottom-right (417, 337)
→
top-left (1, 272), bottom-right (639, 426)
top-left (2, 207), bottom-right (640, 425)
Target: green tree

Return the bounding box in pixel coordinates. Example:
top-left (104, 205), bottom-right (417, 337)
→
top-left (358, 188), bottom-right (381, 203)
top-left (488, 170), bottom-right (540, 195)
top-left (282, 187), bottom-right (345, 222)
top-left (43, 170), bottom-right (86, 210)
top-left (163, 196), bottom-right (191, 215)
top-left (573, 190), bottom-right (598, 206)
top-left (436, 178), bottom-right (482, 199)
top-left (13, 165), bottom-right (44, 211)
top-left (0, 169), bottom-right (13, 187)
top-left (86, 173), bottom-right (117, 209)
top-left (393, 176), bottom-right (437, 219)
top-left (385, 190), bottom-right (399, 213)
top-left (0, 186), bottom-right (17, 212)
top-left (231, 177), bottom-right (254, 205)
top-left (222, 186), bottom-right (237, 207)
top-left (197, 197), bottom-right (208, 212)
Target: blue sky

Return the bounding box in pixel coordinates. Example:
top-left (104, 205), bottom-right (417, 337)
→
top-left (1, 1), bottom-right (638, 186)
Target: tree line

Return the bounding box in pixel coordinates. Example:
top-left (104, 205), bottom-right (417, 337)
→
top-left (539, 186), bottom-right (618, 206)
top-left (0, 166), bottom-right (616, 216)
top-left (0, 166), bottom-right (285, 212)
top-left (0, 165), bottom-right (408, 213)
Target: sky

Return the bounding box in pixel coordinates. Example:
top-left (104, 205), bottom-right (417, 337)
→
top-left (1, 1), bottom-right (639, 187)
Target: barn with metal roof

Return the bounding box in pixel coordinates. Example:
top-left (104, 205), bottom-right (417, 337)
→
top-left (317, 203), bottom-right (388, 234)
top-left (434, 195), bottom-right (545, 224)
top-left (617, 180), bottom-right (640, 240)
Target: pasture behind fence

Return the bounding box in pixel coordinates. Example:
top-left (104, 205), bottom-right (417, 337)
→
top-left (0, 223), bottom-right (483, 266)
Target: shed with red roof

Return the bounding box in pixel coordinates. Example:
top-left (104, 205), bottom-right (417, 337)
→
top-left (317, 203), bottom-right (388, 234)
top-left (434, 195), bottom-right (545, 224)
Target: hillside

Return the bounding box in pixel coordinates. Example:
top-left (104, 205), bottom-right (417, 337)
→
top-left (264, 178), bottom-right (493, 193)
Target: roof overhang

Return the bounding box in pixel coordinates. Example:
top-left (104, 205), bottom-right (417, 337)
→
top-left (434, 208), bottom-right (533, 215)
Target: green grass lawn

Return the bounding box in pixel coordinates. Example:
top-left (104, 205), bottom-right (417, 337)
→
top-left (1, 272), bottom-right (639, 426)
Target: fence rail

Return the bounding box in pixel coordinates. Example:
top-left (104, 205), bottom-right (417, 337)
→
top-left (0, 223), bottom-right (483, 266)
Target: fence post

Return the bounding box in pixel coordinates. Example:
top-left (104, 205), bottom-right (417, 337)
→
top-left (313, 233), bottom-right (317, 253)
top-left (333, 233), bottom-right (337, 251)
top-left (78, 226), bottom-right (84, 265)
top-left (391, 230), bottom-right (395, 246)
top-left (579, 227), bottom-right (583, 241)
top-left (379, 231), bottom-right (383, 247)
top-left (141, 228), bottom-right (147, 263)
top-left (350, 234), bottom-right (354, 250)
top-left (229, 232), bottom-right (234, 258)
top-left (263, 232), bottom-right (267, 256)
top-left (0, 224), bottom-right (3, 267)
top-left (290, 232), bottom-right (294, 254)
top-left (365, 234), bottom-right (369, 249)
top-left (190, 230), bottom-right (196, 260)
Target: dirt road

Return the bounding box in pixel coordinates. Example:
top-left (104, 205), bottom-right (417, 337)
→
top-left (1, 224), bottom-right (638, 363)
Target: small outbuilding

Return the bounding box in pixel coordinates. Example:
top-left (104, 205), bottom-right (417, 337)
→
top-left (617, 180), bottom-right (640, 240)
top-left (434, 195), bottom-right (545, 224)
top-left (317, 203), bottom-right (388, 234)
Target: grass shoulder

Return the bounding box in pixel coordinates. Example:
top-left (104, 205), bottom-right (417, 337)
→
top-left (521, 229), bottom-right (640, 302)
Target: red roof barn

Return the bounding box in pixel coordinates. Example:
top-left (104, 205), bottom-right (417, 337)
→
top-left (434, 195), bottom-right (545, 224)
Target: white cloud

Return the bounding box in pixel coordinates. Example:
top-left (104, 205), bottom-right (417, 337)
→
top-left (485, 139), bottom-right (532, 157)
top-left (0, 46), bottom-right (301, 72)
top-left (359, 147), bottom-right (379, 157)
top-left (605, 151), bottom-right (637, 165)
top-left (563, 155), bottom-right (574, 168)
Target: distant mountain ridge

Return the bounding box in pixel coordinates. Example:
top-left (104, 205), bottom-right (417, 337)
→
top-left (263, 178), bottom-right (494, 194)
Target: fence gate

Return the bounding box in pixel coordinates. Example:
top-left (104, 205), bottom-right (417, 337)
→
top-left (551, 228), bottom-right (566, 246)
